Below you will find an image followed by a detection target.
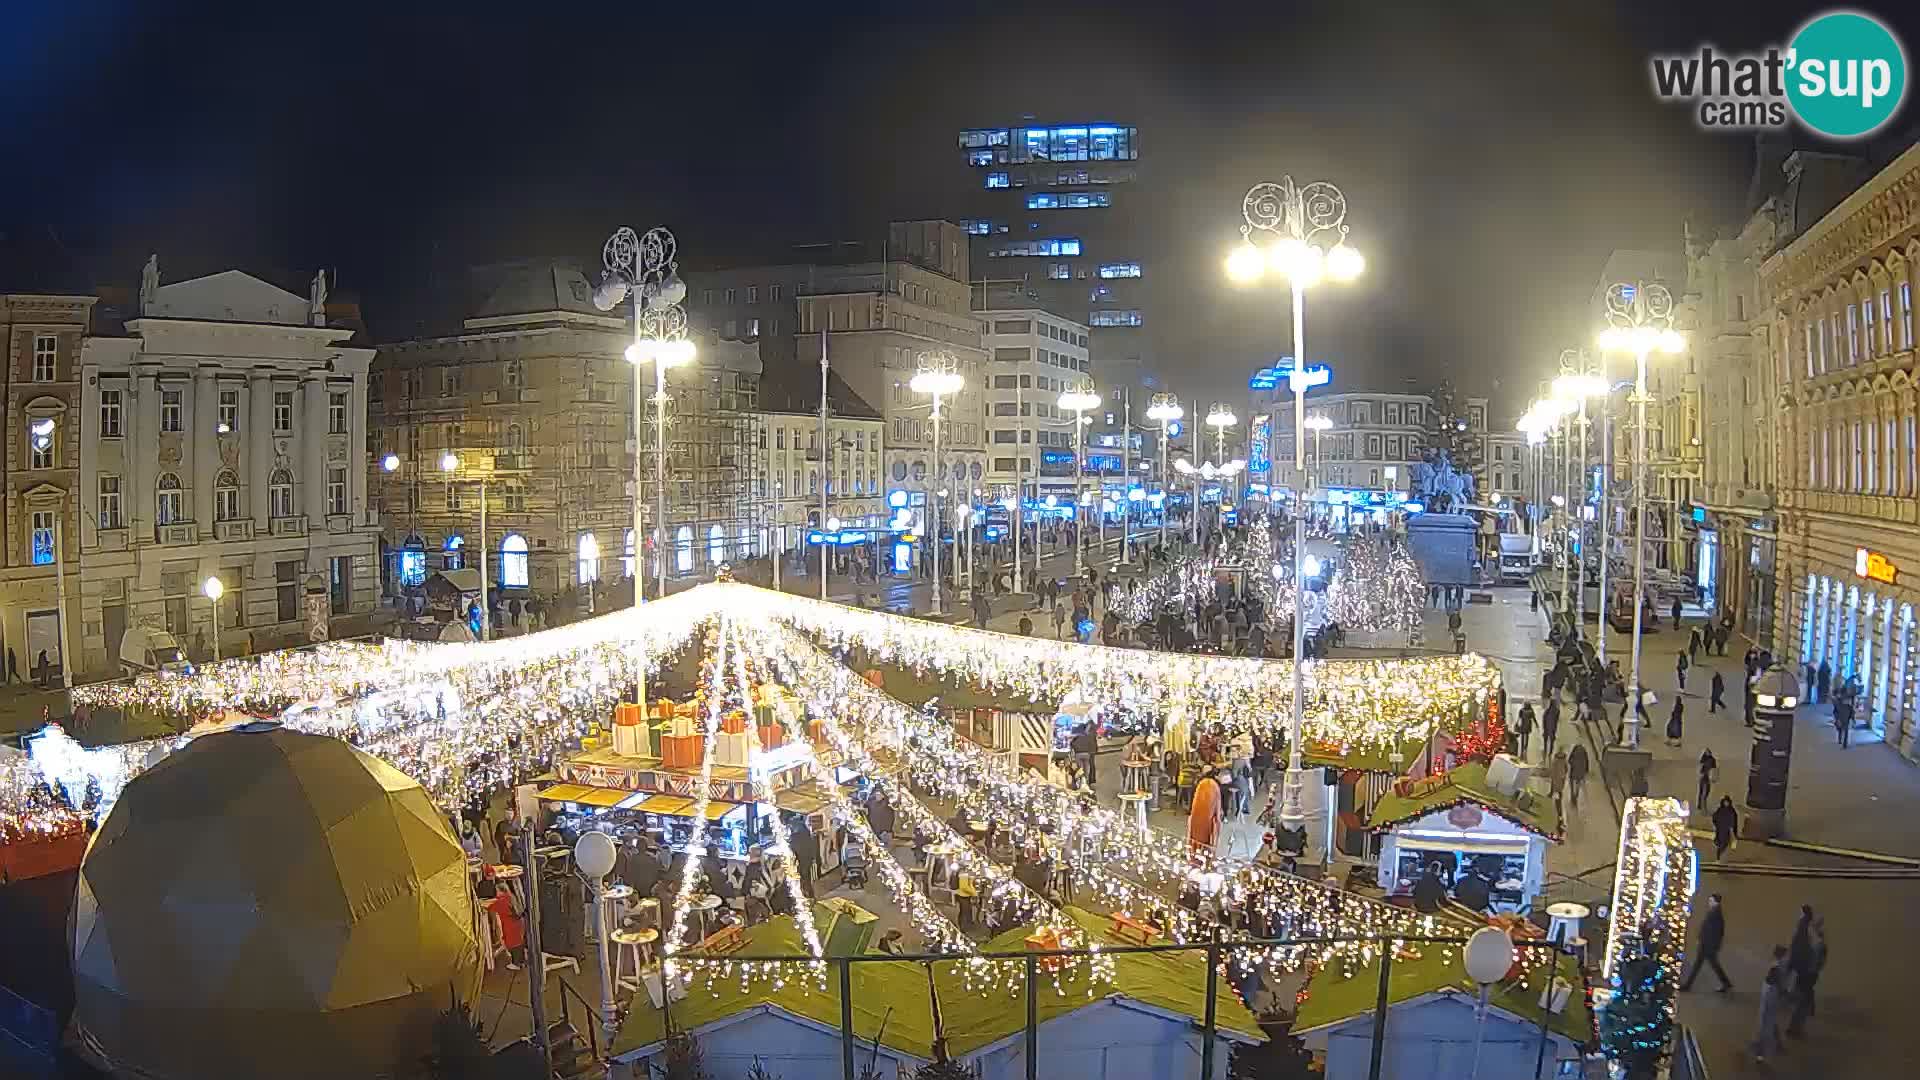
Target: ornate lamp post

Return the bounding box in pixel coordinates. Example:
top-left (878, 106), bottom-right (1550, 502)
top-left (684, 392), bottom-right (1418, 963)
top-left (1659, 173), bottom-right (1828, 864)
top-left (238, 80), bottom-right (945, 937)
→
top-left (1303, 414), bottom-right (1333, 491)
top-left (1146, 394), bottom-right (1183, 548)
top-left (1204, 403), bottom-right (1237, 522)
top-left (1553, 362), bottom-right (1607, 636)
top-left (1226, 177), bottom-right (1364, 846)
top-left (1597, 281), bottom-right (1686, 749)
top-left (912, 351), bottom-right (964, 615)
top-left (1059, 382), bottom-right (1102, 577)
top-left (595, 225), bottom-right (694, 606)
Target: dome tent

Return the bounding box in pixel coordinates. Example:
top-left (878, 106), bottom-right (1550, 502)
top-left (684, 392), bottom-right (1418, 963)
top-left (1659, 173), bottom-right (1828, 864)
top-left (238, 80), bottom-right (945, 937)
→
top-left (71, 723), bottom-right (482, 1079)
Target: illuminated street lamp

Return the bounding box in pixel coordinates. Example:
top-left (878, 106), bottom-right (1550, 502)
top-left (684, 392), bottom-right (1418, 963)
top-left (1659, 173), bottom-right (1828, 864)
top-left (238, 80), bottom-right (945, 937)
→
top-left (1303, 414), bottom-right (1333, 489)
top-left (1597, 281), bottom-right (1687, 749)
top-left (1059, 383), bottom-right (1102, 577)
top-left (1145, 394), bottom-right (1184, 548)
top-left (1204, 403), bottom-right (1237, 511)
top-left (1552, 363), bottom-right (1608, 636)
top-left (912, 352), bottom-right (965, 615)
top-left (381, 453), bottom-right (400, 473)
top-left (596, 225), bottom-right (694, 606)
top-left (202, 576), bottom-right (225, 662)
top-left (1227, 175), bottom-right (1364, 849)
top-left (440, 453), bottom-right (491, 641)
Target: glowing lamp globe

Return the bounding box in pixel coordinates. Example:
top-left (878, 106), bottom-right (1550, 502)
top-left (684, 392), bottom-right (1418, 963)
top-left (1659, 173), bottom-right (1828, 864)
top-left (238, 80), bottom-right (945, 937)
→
top-left (1463, 926), bottom-right (1516, 984)
top-left (574, 830), bottom-right (617, 880)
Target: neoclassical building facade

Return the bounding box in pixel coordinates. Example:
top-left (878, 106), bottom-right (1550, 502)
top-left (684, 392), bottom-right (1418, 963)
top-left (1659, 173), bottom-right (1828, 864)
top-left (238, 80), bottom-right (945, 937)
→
top-left (1763, 143), bottom-right (1920, 761)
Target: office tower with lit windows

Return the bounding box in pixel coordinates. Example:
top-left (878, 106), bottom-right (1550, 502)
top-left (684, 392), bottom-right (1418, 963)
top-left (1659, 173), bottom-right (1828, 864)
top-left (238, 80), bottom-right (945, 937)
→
top-left (956, 122), bottom-right (1152, 397)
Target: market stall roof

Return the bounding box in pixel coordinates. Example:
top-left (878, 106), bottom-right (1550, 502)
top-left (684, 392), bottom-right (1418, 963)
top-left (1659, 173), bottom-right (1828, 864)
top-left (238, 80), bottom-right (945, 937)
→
top-left (427, 568), bottom-right (483, 595)
top-left (1291, 941), bottom-right (1590, 1044)
top-left (536, 785), bottom-right (738, 818)
top-left (613, 905), bottom-right (1262, 1059)
top-left (1303, 734), bottom-right (1433, 775)
top-left (1365, 761), bottom-right (1561, 839)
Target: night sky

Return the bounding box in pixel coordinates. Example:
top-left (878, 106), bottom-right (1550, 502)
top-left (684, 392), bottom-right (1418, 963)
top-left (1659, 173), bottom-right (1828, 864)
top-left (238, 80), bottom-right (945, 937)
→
top-left (3, 0), bottom-right (1914, 415)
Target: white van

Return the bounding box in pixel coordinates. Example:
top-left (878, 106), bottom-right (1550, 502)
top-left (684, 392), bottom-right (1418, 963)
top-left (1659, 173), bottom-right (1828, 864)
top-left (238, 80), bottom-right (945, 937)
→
top-left (119, 626), bottom-right (190, 677)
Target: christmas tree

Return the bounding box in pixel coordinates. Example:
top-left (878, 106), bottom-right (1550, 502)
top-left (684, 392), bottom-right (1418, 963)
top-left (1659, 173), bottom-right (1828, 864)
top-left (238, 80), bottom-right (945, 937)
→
top-left (1598, 939), bottom-right (1672, 1080)
top-left (1328, 535), bottom-right (1425, 634)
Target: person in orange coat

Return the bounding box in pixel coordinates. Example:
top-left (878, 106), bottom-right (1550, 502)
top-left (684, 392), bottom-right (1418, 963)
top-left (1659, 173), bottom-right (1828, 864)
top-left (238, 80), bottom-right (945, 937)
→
top-left (1188, 768), bottom-right (1225, 852)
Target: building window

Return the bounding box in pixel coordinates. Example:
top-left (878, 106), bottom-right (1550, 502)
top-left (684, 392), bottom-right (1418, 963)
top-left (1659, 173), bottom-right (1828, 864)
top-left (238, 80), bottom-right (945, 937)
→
top-left (1805, 321), bottom-right (1817, 377)
top-left (503, 483), bottom-right (526, 512)
top-left (276, 560), bottom-right (301, 622)
top-left (1097, 262), bottom-right (1142, 279)
top-left (30, 511), bottom-right (54, 565)
top-left (675, 525), bottom-right (693, 573)
top-left (215, 471), bottom-right (239, 521)
top-left (577, 532), bottom-right (600, 584)
top-left (986, 171), bottom-right (1009, 189)
top-left (1088, 309), bottom-right (1143, 327)
top-left (28, 418), bottom-right (55, 469)
top-left (1902, 283), bottom-right (1915, 350)
top-left (1864, 298), bottom-right (1878, 359)
top-left (770, 284), bottom-right (783, 302)
top-left (218, 389), bottom-right (239, 433)
top-left (708, 524), bottom-right (728, 566)
top-left (1848, 303), bottom-right (1859, 363)
top-left (328, 391), bottom-right (349, 434)
top-left (500, 533), bottom-right (530, 587)
top-left (327, 466), bottom-right (348, 515)
top-left (99, 389), bottom-right (123, 437)
top-left (747, 286), bottom-right (759, 304)
top-left (31, 334), bottom-right (57, 382)
top-left (505, 359), bottom-right (524, 389)
top-left (98, 476), bottom-right (123, 529)
top-left (1048, 263), bottom-right (1072, 280)
top-left (160, 389), bottom-right (183, 432)
top-left (441, 367), bottom-right (462, 396)
top-left (269, 468), bottom-right (295, 519)
top-left (747, 318), bottom-right (761, 337)
top-left (329, 555), bottom-right (352, 615)
top-left (273, 391), bottom-right (294, 432)
top-left (156, 473), bottom-right (183, 525)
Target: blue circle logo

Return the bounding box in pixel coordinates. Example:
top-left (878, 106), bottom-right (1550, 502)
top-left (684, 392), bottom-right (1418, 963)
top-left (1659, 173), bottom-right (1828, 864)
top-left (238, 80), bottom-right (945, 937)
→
top-left (1786, 11), bottom-right (1908, 138)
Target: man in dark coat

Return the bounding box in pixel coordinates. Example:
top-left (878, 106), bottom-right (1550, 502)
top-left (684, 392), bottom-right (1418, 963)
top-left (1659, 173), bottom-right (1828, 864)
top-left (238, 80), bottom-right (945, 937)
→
top-left (788, 818), bottom-right (819, 898)
top-left (1411, 862), bottom-right (1448, 913)
top-left (1541, 699), bottom-right (1561, 760)
top-left (1680, 893), bottom-right (1733, 991)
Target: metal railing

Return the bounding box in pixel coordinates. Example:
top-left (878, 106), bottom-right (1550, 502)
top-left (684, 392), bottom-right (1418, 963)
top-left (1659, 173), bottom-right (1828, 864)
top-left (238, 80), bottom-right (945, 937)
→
top-left (636, 932), bottom-right (1592, 1080)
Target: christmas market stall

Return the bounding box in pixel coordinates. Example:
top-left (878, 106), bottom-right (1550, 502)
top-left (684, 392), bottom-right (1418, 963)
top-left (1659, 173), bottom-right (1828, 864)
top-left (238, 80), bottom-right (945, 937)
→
top-left (1368, 759), bottom-right (1562, 914)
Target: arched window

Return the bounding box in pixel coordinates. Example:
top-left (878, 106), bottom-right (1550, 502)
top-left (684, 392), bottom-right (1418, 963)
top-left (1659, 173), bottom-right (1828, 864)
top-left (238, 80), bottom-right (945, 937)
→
top-left (505, 423), bottom-right (525, 451)
top-left (577, 532), bottom-right (600, 584)
top-left (623, 528), bottom-right (636, 578)
top-left (443, 533), bottom-right (465, 570)
top-left (707, 524), bottom-right (727, 566)
top-left (675, 525), bottom-right (693, 573)
top-left (269, 468), bottom-right (295, 519)
top-left (156, 473), bottom-right (183, 525)
top-left (505, 359), bottom-right (525, 389)
top-left (499, 533), bottom-right (529, 588)
top-left (214, 470), bottom-right (240, 522)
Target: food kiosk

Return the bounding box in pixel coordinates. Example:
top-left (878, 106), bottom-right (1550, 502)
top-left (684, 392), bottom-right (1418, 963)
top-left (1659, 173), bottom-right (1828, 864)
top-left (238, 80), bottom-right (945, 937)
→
top-left (1368, 760), bottom-right (1560, 914)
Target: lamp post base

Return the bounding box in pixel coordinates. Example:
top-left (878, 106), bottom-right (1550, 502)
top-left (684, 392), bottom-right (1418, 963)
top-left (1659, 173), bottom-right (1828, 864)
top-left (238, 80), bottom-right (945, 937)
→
top-left (1277, 767), bottom-right (1310, 833)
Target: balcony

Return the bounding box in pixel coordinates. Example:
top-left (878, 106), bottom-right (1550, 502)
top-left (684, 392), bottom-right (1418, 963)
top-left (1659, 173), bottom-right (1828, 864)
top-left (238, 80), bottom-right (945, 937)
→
top-left (270, 515), bottom-right (309, 538)
top-left (214, 519), bottom-right (255, 542)
top-left (326, 513), bottom-right (353, 534)
top-left (155, 522), bottom-right (198, 547)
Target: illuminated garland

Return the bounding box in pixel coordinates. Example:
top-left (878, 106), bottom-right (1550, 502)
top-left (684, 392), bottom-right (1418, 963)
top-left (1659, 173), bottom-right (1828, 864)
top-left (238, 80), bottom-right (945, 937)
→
top-left (663, 618), bottom-right (730, 972)
top-left (714, 584), bottom-right (1499, 752)
top-left (1326, 534), bottom-right (1426, 635)
top-left (1599, 796), bottom-right (1694, 1072)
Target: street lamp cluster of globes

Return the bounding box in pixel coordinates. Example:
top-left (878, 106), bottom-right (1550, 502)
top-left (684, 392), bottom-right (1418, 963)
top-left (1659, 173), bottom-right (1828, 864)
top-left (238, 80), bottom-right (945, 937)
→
top-left (1224, 233), bottom-right (1366, 287)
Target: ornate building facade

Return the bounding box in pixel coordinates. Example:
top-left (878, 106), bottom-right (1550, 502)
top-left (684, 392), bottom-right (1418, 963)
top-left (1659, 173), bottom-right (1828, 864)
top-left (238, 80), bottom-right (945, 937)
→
top-left (76, 267), bottom-right (380, 674)
top-left (1764, 143), bottom-right (1920, 761)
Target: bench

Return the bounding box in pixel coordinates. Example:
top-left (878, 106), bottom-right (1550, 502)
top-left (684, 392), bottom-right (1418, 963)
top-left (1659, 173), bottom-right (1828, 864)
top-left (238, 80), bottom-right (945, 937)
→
top-left (1109, 913), bottom-right (1161, 946)
top-left (696, 924), bottom-right (746, 956)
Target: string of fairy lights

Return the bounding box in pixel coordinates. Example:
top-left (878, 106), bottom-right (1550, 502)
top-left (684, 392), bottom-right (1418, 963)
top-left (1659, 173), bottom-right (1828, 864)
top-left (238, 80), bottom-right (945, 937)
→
top-left (1601, 796), bottom-right (1696, 994)
top-left (662, 619), bottom-right (732, 975)
top-left (1, 580), bottom-right (1686, 1027)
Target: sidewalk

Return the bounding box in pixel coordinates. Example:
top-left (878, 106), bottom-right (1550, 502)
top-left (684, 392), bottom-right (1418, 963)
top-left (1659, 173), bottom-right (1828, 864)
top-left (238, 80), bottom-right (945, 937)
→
top-left (1575, 614), bottom-right (1920, 863)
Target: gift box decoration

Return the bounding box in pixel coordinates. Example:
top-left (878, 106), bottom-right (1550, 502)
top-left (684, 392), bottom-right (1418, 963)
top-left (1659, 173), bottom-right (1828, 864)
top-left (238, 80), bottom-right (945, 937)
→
top-left (758, 724), bottom-right (786, 751)
top-left (660, 733), bottom-right (704, 769)
top-left (721, 710), bottom-right (749, 735)
top-left (669, 715), bottom-right (699, 739)
top-left (713, 730), bottom-right (752, 768)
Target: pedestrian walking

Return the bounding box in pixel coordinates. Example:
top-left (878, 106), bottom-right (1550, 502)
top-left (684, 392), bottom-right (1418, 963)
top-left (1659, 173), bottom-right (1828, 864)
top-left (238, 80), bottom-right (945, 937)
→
top-left (1680, 893), bottom-right (1734, 992)
top-left (1709, 670), bottom-right (1726, 713)
top-left (1051, 600), bottom-right (1066, 639)
top-left (1541, 699), bottom-right (1560, 760)
top-left (1530, 588), bottom-right (1539, 612)
top-left (1567, 743), bottom-right (1589, 810)
top-left (1671, 596), bottom-right (1683, 630)
top-left (1817, 659), bottom-right (1832, 703)
top-left (1697, 748), bottom-right (1717, 809)
top-left (1752, 970), bottom-right (1785, 1063)
top-left (1666, 697), bottom-right (1684, 748)
top-left (1689, 625), bottom-right (1702, 659)
top-left (1516, 701), bottom-right (1535, 759)
top-left (1744, 673), bottom-right (1757, 727)
top-left (1547, 748), bottom-right (1568, 808)
top-left (1834, 702), bottom-right (1852, 747)
top-left (1675, 649), bottom-right (1689, 692)
top-left (1711, 796), bottom-right (1739, 860)
top-left (1786, 916), bottom-right (1827, 1037)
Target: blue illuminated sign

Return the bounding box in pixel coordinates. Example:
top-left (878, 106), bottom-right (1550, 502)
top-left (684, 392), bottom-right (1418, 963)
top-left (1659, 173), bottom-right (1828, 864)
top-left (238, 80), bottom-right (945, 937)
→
top-left (1691, 506), bottom-right (1707, 523)
top-left (1167, 420), bottom-right (1183, 438)
top-left (1249, 415), bottom-right (1271, 476)
top-left (887, 489), bottom-right (909, 509)
top-left (1248, 367), bottom-right (1280, 391)
top-left (1272, 359), bottom-right (1332, 392)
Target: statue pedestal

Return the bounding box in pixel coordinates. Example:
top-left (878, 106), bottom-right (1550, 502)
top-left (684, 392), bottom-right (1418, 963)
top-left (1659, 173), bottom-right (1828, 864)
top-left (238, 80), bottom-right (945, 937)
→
top-left (1405, 513), bottom-right (1476, 586)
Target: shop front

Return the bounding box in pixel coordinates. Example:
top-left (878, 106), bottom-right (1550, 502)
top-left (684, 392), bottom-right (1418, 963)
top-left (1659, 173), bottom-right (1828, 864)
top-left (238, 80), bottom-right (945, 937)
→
top-left (1796, 549), bottom-right (1920, 759)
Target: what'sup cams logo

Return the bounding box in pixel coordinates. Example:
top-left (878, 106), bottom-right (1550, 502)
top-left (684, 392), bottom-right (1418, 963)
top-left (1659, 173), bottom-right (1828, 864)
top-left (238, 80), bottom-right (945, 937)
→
top-left (1651, 10), bottom-right (1908, 138)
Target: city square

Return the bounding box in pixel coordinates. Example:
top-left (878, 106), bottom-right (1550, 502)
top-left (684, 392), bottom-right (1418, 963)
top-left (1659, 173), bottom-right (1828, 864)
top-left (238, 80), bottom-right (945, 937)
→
top-left (2, 4), bottom-right (1919, 1079)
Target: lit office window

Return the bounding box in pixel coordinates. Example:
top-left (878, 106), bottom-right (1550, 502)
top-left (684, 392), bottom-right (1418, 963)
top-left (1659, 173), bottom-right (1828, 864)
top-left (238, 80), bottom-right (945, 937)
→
top-left (1088, 310), bottom-right (1143, 327)
top-left (1097, 262), bottom-right (1142, 279)
top-left (986, 172), bottom-right (1009, 189)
